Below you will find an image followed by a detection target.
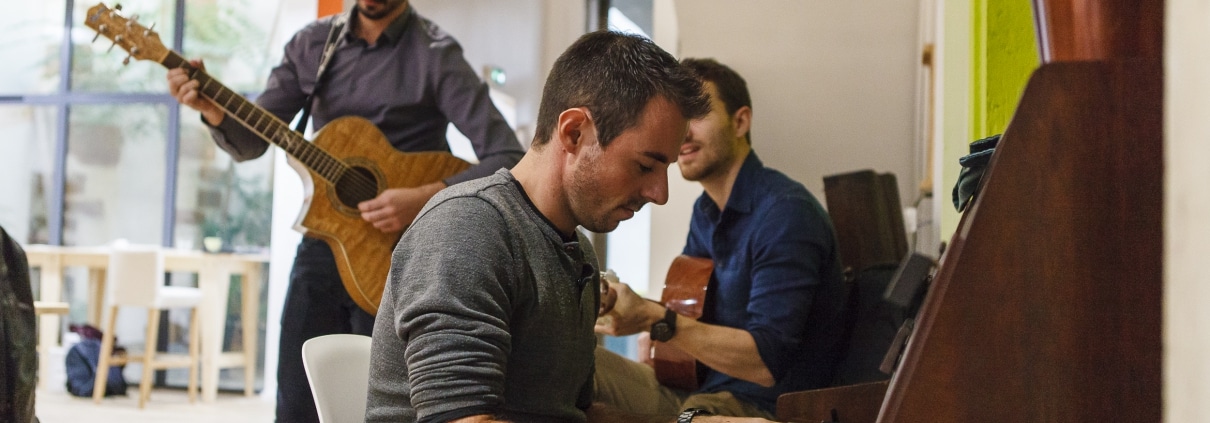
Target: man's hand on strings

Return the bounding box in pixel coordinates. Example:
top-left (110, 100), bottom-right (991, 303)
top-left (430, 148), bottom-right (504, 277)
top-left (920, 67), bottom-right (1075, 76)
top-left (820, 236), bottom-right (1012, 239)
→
top-left (358, 181), bottom-right (446, 233)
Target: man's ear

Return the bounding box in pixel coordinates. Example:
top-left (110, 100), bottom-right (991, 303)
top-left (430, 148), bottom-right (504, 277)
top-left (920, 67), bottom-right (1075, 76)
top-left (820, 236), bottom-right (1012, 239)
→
top-left (732, 105), bottom-right (753, 143)
top-left (556, 107), bottom-right (595, 153)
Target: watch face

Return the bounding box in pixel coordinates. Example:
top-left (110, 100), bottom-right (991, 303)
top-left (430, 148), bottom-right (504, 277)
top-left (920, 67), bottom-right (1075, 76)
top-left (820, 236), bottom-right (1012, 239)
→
top-left (651, 322), bottom-right (672, 342)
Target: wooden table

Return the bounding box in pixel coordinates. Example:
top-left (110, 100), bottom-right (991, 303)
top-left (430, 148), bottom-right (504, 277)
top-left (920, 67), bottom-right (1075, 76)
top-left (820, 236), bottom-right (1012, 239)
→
top-left (24, 245), bottom-right (268, 402)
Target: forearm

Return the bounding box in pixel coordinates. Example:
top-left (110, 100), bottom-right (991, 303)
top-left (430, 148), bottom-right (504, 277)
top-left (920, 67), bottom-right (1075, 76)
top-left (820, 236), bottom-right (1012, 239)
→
top-left (585, 403), bottom-right (776, 423)
top-left (614, 299), bottom-right (775, 387)
top-left (448, 415), bottom-right (509, 423)
top-left (584, 402), bottom-right (673, 423)
top-left (668, 318), bottom-right (774, 387)
top-left (206, 115), bottom-right (271, 162)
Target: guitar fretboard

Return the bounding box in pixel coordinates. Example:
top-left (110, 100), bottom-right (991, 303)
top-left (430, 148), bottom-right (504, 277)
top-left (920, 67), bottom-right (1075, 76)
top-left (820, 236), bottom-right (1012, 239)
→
top-left (161, 52), bottom-right (350, 185)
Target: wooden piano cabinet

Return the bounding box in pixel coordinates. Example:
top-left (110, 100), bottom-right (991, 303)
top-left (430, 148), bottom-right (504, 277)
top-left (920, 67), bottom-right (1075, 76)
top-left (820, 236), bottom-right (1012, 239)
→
top-left (777, 381), bottom-right (889, 423)
top-left (878, 59), bottom-right (1162, 422)
top-left (1033, 0), bottom-right (1163, 63)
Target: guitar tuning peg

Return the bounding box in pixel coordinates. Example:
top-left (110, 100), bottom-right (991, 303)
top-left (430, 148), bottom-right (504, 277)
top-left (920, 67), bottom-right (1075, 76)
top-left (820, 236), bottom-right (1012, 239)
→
top-left (130, 13), bottom-right (139, 21)
top-left (114, 3), bottom-right (122, 11)
top-left (92, 32), bottom-right (102, 43)
top-left (122, 55), bottom-right (131, 65)
top-left (144, 22), bottom-right (156, 36)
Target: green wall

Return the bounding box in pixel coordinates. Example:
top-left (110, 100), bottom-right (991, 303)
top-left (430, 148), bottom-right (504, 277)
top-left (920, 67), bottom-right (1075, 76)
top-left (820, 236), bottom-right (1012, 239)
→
top-left (973, 0), bottom-right (1039, 139)
top-left (940, 0), bottom-right (1039, 241)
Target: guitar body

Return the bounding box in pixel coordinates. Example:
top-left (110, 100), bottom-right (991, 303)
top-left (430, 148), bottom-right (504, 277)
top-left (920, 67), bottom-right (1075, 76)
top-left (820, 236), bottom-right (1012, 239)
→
top-left (290, 116), bottom-right (469, 315)
top-left (653, 255), bottom-right (713, 391)
top-left (83, 3), bottom-right (471, 316)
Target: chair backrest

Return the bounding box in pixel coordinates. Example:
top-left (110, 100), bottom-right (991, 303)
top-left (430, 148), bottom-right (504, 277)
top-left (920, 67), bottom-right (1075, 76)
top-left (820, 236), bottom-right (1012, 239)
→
top-left (302, 334), bottom-right (373, 423)
top-left (106, 243), bottom-right (165, 307)
top-left (822, 170), bottom-right (908, 277)
top-left (821, 170), bottom-right (911, 387)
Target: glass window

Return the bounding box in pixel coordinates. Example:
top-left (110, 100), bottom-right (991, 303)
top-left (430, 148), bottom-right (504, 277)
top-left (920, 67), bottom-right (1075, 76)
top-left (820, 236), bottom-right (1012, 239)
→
top-left (18, 0), bottom-right (314, 396)
top-left (0, 106), bottom-right (57, 244)
top-left (174, 106), bottom-right (274, 252)
top-left (183, 0), bottom-right (276, 93)
top-left (63, 104), bottom-right (167, 246)
top-left (72, 0), bottom-right (178, 93)
top-left (0, 2), bottom-right (67, 95)
top-left (608, 0), bottom-right (653, 37)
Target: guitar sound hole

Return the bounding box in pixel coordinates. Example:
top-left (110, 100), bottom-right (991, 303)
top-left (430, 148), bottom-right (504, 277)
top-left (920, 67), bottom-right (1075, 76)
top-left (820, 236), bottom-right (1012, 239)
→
top-left (335, 166), bottom-right (380, 209)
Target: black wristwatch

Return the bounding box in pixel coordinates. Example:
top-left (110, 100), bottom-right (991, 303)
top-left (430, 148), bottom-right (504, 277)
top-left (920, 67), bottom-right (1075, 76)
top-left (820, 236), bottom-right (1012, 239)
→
top-left (677, 408), bottom-right (713, 423)
top-left (650, 307), bottom-right (678, 342)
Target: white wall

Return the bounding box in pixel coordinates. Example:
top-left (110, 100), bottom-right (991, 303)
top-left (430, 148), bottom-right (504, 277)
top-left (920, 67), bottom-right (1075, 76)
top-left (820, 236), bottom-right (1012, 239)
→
top-left (642, 0), bottom-right (923, 293)
top-left (675, 1), bottom-right (921, 204)
top-left (1165, 0), bottom-right (1210, 421)
top-left (411, 0), bottom-right (547, 145)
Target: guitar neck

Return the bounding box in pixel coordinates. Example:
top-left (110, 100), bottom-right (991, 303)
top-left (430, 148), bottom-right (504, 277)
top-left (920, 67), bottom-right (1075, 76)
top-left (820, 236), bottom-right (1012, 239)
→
top-left (160, 51), bottom-right (344, 182)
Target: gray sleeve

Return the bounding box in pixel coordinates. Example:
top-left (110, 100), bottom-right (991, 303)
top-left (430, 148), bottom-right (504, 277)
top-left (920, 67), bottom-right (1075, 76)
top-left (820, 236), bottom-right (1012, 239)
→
top-left (205, 28), bottom-right (314, 162)
top-left (429, 42), bottom-right (524, 185)
top-left (388, 196), bottom-right (515, 419)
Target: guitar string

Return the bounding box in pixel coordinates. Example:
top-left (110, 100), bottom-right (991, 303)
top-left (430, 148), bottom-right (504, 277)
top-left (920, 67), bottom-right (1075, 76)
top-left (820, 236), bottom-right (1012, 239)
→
top-left (192, 70), bottom-right (382, 202)
top-left (113, 21), bottom-right (380, 204)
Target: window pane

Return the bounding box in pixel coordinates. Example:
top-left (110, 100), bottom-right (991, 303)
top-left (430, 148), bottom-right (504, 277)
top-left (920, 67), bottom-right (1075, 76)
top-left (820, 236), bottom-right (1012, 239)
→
top-left (64, 104), bottom-right (167, 246)
top-left (0, 3), bottom-right (67, 95)
top-left (72, 0), bottom-right (178, 93)
top-left (183, 0), bottom-right (279, 93)
top-left (0, 106), bottom-right (57, 244)
top-left (174, 106), bottom-right (274, 252)
top-left (608, 0), bottom-right (654, 37)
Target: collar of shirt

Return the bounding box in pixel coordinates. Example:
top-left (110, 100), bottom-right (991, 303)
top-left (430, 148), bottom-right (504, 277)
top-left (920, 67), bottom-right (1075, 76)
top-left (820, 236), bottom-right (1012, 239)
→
top-left (694, 152), bottom-right (765, 221)
top-left (340, 3), bottom-right (414, 46)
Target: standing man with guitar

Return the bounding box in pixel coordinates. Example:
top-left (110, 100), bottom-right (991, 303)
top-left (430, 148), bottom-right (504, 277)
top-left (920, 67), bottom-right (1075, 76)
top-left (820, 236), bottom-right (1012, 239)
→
top-left (594, 58), bottom-right (848, 420)
top-left (166, 1), bottom-right (523, 421)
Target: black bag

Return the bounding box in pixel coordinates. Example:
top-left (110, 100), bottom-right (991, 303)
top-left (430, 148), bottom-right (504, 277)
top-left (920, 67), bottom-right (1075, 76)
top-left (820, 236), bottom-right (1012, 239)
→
top-left (952, 134), bottom-right (1001, 212)
top-left (0, 225), bottom-right (38, 422)
top-left (64, 326), bottom-right (127, 397)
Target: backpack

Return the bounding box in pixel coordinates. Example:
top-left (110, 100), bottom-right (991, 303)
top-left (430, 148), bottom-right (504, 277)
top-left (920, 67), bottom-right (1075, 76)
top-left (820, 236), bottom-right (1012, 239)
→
top-left (65, 330), bottom-right (127, 397)
top-left (0, 225), bottom-right (38, 423)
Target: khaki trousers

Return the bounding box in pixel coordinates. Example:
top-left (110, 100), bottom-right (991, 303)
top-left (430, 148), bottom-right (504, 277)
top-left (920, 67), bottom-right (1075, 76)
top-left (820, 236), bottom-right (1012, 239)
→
top-left (592, 346), bottom-right (775, 419)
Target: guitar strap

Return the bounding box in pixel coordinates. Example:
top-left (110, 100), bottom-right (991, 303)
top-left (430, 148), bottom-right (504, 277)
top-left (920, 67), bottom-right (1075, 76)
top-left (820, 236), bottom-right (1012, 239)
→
top-left (294, 12), bottom-right (348, 134)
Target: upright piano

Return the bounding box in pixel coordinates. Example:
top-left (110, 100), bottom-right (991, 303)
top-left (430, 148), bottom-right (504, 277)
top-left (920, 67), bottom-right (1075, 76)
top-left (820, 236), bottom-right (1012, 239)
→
top-left (778, 0), bottom-right (1164, 421)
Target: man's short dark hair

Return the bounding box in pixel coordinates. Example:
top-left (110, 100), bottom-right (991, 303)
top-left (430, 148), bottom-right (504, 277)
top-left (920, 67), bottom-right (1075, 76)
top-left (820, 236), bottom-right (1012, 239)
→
top-left (681, 57), bottom-right (752, 118)
top-left (533, 31), bottom-right (710, 148)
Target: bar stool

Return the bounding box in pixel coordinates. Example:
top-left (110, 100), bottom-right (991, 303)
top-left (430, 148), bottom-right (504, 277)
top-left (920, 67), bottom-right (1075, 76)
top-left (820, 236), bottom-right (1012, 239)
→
top-left (93, 243), bottom-right (203, 408)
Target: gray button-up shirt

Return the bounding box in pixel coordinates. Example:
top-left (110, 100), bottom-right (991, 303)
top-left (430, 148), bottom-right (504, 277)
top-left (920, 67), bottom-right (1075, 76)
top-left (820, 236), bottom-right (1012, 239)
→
top-left (208, 4), bottom-right (523, 186)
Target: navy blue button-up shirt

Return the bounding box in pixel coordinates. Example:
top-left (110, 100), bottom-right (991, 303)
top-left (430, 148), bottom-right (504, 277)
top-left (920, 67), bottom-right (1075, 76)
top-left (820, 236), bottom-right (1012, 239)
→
top-left (684, 152), bottom-right (847, 413)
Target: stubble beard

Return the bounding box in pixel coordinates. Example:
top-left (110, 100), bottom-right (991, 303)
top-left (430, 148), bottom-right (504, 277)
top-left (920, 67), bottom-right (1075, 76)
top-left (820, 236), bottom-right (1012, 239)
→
top-left (567, 146), bottom-right (644, 234)
top-left (681, 140), bottom-right (734, 182)
top-left (358, 0), bottom-right (404, 20)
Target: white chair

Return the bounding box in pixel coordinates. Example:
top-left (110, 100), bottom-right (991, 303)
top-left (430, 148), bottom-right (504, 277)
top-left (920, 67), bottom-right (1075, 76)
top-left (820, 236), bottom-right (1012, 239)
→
top-left (93, 243), bottom-right (203, 408)
top-left (302, 334), bottom-right (373, 423)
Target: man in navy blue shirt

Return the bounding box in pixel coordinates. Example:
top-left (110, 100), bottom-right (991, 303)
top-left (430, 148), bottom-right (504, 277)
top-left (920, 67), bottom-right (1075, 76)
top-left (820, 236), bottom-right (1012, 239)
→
top-left (595, 58), bottom-right (848, 420)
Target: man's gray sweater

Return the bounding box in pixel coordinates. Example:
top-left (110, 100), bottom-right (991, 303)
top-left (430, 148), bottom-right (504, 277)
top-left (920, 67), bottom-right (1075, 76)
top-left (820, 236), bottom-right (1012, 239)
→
top-left (366, 169), bottom-right (600, 423)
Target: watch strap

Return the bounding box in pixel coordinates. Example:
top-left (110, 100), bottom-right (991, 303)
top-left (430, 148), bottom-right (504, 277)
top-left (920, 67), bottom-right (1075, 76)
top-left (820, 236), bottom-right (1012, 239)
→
top-left (651, 307), bottom-right (678, 342)
top-left (677, 408), bottom-right (713, 423)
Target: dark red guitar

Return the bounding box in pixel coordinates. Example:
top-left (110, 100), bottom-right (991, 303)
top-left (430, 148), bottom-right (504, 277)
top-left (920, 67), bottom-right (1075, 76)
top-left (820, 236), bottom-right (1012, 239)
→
top-left (652, 255), bottom-right (713, 391)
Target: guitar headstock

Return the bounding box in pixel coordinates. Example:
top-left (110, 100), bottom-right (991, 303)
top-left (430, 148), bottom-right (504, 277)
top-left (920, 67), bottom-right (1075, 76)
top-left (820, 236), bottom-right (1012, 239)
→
top-left (84, 2), bottom-right (168, 64)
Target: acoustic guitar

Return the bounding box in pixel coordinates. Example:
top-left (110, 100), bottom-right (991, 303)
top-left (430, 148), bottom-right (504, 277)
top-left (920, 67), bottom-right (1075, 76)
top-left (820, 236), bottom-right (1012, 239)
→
top-left (85, 3), bottom-right (470, 315)
top-left (652, 255), bottom-right (714, 391)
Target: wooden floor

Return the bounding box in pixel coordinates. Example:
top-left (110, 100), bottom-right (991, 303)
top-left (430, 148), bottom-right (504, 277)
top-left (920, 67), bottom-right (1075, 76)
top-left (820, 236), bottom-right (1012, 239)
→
top-left (34, 387), bottom-right (274, 423)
